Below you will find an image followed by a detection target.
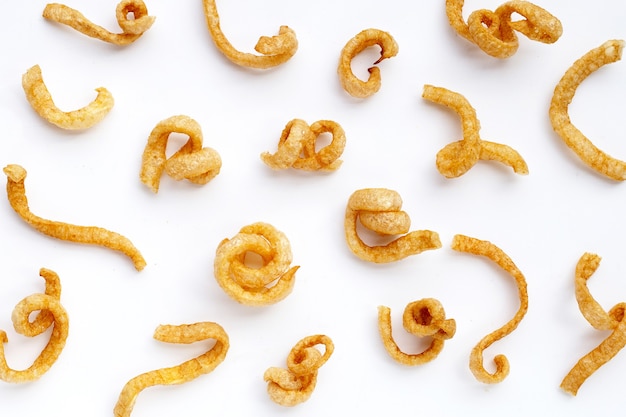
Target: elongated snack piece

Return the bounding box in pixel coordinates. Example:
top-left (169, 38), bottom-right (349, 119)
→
top-left (114, 322), bottom-right (229, 417)
top-left (445, 0), bottom-right (562, 58)
top-left (42, 0), bottom-right (155, 45)
top-left (378, 298), bottom-right (456, 366)
top-left (264, 334), bottom-right (333, 407)
top-left (423, 85), bottom-right (528, 178)
top-left (3, 164), bottom-right (146, 271)
top-left (22, 65), bottom-right (113, 130)
top-left (549, 40), bottom-right (626, 181)
top-left (0, 268), bottom-right (68, 383)
top-left (345, 188), bottom-right (441, 263)
top-left (261, 119), bottom-right (346, 171)
top-left (338, 29), bottom-right (398, 98)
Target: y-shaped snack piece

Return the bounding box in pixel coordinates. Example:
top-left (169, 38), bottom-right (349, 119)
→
top-left (114, 322), bottom-right (229, 417)
top-left (549, 40), bottom-right (626, 181)
top-left (378, 298), bottom-right (456, 366)
top-left (423, 85), bottom-right (528, 178)
top-left (3, 164), bottom-right (146, 271)
top-left (0, 268), bottom-right (69, 383)
top-left (264, 334), bottom-right (333, 407)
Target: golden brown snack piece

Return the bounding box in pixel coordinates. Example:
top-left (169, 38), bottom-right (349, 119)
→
top-left (345, 188), bottom-right (441, 263)
top-left (43, 0), bottom-right (155, 45)
top-left (451, 234), bottom-right (528, 383)
top-left (3, 164), bottom-right (146, 271)
top-left (0, 268), bottom-right (68, 383)
top-left (378, 299), bottom-right (456, 366)
top-left (338, 29), bottom-right (398, 98)
top-left (22, 65), bottom-right (114, 130)
top-left (114, 322), bottom-right (229, 417)
top-left (445, 0), bottom-right (562, 58)
top-left (261, 119), bottom-right (346, 171)
top-left (423, 85), bottom-right (528, 178)
top-left (202, 0), bottom-right (297, 69)
top-left (549, 40), bottom-right (626, 181)
top-left (264, 334), bottom-right (333, 407)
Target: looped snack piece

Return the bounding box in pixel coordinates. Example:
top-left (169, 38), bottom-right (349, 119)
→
top-left (0, 268), bottom-right (69, 383)
top-left (345, 188), bottom-right (441, 263)
top-left (378, 298), bottom-right (456, 366)
top-left (114, 322), bottom-right (229, 417)
top-left (140, 115), bottom-right (222, 193)
top-left (264, 334), bottom-right (334, 407)
top-left (43, 0), bottom-right (155, 45)
top-left (261, 119), bottom-right (346, 171)
top-left (214, 222), bottom-right (299, 306)
top-left (445, 0), bottom-right (562, 58)
top-left (549, 40), bottom-right (626, 181)
top-left (423, 85), bottom-right (528, 178)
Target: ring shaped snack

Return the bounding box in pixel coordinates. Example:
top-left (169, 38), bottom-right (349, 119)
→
top-left (264, 334), bottom-right (334, 407)
top-left (22, 65), bottom-right (114, 130)
top-left (345, 188), bottom-right (441, 263)
top-left (445, 0), bottom-right (562, 58)
top-left (0, 268), bottom-right (69, 383)
top-left (43, 0), bottom-right (155, 45)
top-left (261, 119), bottom-right (346, 171)
top-left (338, 29), bottom-right (399, 98)
top-left (114, 322), bottom-right (229, 417)
top-left (378, 298), bottom-right (456, 366)
top-left (202, 0), bottom-right (297, 69)
top-left (451, 234), bottom-right (528, 383)
top-left (423, 85), bottom-right (528, 178)
top-left (549, 40), bottom-right (626, 181)
top-left (3, 164), bottom-right (146, 271)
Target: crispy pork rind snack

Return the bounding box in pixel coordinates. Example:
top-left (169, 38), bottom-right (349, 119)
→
top-left (114, 322), bottom-right (229, 417)
top-left (3, 164), bottom-right (146, 271)
top-left (378, 299), bottom-right (456, 366)
top-left (0, 268), bottom-right (68, 383)
top-left (345, 188), bottom-right (441, 263)
top-left (549, 40), bottom-right (626, 181)
top-left (261, 119), bottom-right (346, 171)
top-left (140, 115), bottom-right (222, 193)
top-left (264, 334), bottom-right (333, 407)
top-left (202, 0), bottom-right (297, 69)
top-left (445, 0), bottom-right (562, 58)
top-left (214, 222), bottom-right (299, 306)
top-left (560, 253), bottom-right (626, 396)
top-left (423, 85), bottom-right (528, 178)
top-left (451, 234), bottom-right (528, 383)
top-left (22, 65), bottom-right (114, 130)
top-left (43, 0), bottom-right (155, 45)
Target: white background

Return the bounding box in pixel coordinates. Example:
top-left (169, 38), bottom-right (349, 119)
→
top-left (0, 1), bottom-right (625, 415)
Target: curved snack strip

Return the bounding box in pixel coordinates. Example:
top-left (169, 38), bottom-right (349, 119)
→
top-left (549, 40), bottom-right (626, 181)
top-left (3, 165), bottom-right (146, 271)
top-left (451, 234), bottom-right (528, 383)
top-left (114, 322), bottom-right (229, 417)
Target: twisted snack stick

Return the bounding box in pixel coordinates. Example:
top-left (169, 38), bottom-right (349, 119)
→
top-left (114, 322), bottom-right (229, 417)
top-left (3, 165), bottom-right (146, 271)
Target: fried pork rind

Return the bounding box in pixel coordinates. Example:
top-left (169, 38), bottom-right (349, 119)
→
top-left (451, 234), bottom-right (528, 383)
top-left (445, 0), bottom-right (562, 59)
top-left (214, 222), bottom-right (299, 306)
top-left (378, 299), bottom-right (456, 366)
top-left (338, 29), bottom-right (398, 98)
top-left (0, 268), bottom-right (68, 383)
top-left (345, 188), bottom-right (441, 263)
top-left (423, 85), bottom-right (528, 178)
top-left (549, 40), bottom-right (626, 181)
top-left (43, 0), bottom-right (155, 45)
top-left (264, 334), bottom-right (333, 407)
top-left (22, 65), bottom-right (114, 130)
top-left (114, 322), bottom-right (229, 417)
top-left (3, 164), bottom-right (146, 271)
